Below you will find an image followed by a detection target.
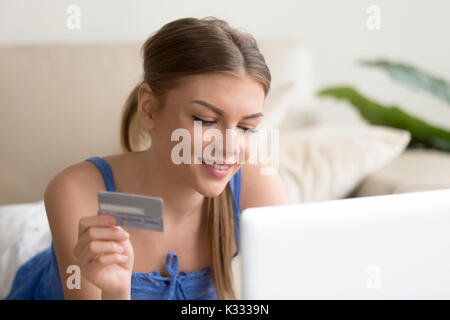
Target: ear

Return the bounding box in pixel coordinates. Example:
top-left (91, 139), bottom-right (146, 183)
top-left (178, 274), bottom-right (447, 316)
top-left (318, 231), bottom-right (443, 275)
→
top-left (137, 82), bottom-right (158, 131)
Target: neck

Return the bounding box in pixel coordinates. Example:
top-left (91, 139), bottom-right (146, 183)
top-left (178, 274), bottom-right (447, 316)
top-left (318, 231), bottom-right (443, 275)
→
top-left (137, 148), bottom-right (207, 228)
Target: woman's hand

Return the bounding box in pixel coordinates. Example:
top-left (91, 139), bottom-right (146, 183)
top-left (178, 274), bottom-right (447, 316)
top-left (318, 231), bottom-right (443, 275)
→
top-left (73, 214), bottom-right (134, 299)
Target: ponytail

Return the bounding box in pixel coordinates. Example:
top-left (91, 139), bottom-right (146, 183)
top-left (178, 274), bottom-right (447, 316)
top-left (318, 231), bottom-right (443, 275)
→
top-left (120, 81), bottom-right (149, 152)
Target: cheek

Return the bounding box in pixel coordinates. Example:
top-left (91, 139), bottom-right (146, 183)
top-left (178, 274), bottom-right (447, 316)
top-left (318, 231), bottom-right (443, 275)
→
top-left (192, 126), bottom-right (224, 161)
top-left (152, 115), bottom-right (177, 145)
top-left (238, 134), bottom-right (258, 163)
top-left (191, 127), bottom-right (204, 162)
top-left (163, 116), bottom-right (194, 158)
top-left (183, 127), bottom-right (259, 164)
top-left (198, 131), bottom-right (259, 163)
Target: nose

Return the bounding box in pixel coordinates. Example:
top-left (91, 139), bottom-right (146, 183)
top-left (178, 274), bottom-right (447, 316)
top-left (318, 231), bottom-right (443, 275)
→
top-left (202, 127), bottom-right (245, 165)
top-left (222, 127), bottom-right (243, 164)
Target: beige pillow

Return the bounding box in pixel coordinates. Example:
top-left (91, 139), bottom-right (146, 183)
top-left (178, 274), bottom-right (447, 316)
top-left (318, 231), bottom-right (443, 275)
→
top-left (355, 149), bottom-right (450, 196)
top-left (277, 124), bottom-right (411, 203)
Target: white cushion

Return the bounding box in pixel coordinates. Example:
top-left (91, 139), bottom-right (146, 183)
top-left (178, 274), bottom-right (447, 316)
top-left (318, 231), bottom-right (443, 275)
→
top-left (355, 149), bottom-right (450, 196)
top-left (0, 200), bottom-right (51, 299)
top-left (277, 124), bottom-right (412, 203)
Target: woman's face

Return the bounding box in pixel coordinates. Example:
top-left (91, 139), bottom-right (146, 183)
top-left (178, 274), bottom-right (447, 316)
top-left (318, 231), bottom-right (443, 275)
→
top-left (148, 72), bottom-right (265, 198)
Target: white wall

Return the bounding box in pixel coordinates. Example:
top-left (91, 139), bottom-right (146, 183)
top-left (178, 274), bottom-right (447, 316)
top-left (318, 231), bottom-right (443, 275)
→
top-left (1, 0), bottom-right (449, 129)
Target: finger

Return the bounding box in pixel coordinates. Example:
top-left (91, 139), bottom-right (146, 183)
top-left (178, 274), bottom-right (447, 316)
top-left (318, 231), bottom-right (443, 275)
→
top-left (75, 226), bottom-right (129, 257)
top-left (78, 240), bottom-right (125, 267)
top-left (97, 253), bottom-right (129, 266)
top-left (84, 254), bottom-right (129, 282)
top-left (78, 214), bottom-right (117, 238)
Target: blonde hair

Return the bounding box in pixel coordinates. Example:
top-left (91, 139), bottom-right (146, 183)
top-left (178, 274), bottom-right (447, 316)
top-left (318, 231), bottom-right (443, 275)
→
top-left (120, 17), bottom-right (271, 300)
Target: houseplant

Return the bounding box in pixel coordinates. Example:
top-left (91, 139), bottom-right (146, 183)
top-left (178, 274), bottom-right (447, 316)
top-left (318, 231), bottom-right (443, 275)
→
top-left (317, 59), bottom-right (450, 152)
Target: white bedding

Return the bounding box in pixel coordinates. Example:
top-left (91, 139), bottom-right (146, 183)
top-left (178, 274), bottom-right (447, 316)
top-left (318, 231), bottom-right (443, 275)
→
top-left (0, 200), bottom-right (52, 299)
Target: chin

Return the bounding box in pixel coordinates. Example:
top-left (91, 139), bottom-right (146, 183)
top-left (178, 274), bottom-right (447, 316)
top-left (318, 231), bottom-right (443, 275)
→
top-left (188, 159), bottom-right (241, 198)
top-left (195, 165), bottom-right (236, 198)
top-left (197, 181), bottom-right (227, 198)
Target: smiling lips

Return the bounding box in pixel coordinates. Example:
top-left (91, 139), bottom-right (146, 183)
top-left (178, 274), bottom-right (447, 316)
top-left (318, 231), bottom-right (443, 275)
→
top-left (201, 158), bottom-right (236, 178)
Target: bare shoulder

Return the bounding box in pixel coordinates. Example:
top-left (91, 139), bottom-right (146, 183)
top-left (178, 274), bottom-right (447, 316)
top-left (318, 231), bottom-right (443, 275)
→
top-left (44, 152), bottom-right (133, 199)
top-left (239, 163), bottom-right (291, 211)
top-left (46, 159), bottom-right (104, 188)
top-left (44, 160), bottom-right (105, 209)
top-left (44, 151), bottom-right (141, 221)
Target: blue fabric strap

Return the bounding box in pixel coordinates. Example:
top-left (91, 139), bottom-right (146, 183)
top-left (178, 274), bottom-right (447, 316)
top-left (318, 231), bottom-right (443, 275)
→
top-left (165, 253), bottom-right (188, 300)
top-left (230, 167), bottom-right (242, 258)
top-left (84, 157), bottom-right (116, 192)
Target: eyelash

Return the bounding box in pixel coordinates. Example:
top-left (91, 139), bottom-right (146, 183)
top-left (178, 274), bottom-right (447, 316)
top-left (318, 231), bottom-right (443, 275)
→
top-left (192, 116), bottom-right (257, 133)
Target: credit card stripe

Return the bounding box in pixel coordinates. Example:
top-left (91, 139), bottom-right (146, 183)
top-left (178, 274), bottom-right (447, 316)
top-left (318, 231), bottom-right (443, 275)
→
top-left (99, 203), bottom-right (145, 215)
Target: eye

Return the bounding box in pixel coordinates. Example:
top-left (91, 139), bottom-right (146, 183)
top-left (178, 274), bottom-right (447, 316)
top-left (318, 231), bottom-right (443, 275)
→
top-left (238, 126), bottom-right (258, 134)
top-left (193, 115), bottom-right (257, 133)
top-left (192, 115), bottom-right (216, 126)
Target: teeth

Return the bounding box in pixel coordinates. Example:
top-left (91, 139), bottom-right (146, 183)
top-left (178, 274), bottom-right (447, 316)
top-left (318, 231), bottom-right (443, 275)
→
top-left (211, 163), bottom-right (228, 170)
top-left (202, 160), bottom-right (230, 170)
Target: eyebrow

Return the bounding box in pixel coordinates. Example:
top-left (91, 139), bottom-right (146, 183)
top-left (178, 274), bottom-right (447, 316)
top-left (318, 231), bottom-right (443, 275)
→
top-left (190, 100), bottom-right (263, 120)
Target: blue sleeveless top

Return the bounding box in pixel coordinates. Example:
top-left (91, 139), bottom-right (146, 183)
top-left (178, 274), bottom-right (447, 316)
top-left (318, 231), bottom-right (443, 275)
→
top-left (5, 157), bottom-right (242, 300)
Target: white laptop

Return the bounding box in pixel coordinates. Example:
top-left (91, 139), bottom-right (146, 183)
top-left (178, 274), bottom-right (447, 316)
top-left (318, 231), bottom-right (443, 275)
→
top-left (239, 188), bottom-right (450, 299)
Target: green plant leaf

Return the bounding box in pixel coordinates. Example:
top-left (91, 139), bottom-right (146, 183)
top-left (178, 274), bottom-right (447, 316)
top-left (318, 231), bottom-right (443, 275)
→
top-left (317, 86), bottom-right (450, 152)
top-left (359, 59), bottom-right (450, 105)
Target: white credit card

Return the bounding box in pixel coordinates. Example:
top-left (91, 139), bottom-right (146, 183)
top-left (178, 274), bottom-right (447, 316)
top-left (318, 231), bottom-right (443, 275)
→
top-left (97, 191), bottom-right (163, 232)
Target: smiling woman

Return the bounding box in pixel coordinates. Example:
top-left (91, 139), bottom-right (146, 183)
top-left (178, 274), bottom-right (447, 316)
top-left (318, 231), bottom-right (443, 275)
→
top-left (118, 17), bottom-right (272, 299)
top-left (120, 16), bottom-right (278, 299)
top-left (5, 16), bottom-right (288, 301)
